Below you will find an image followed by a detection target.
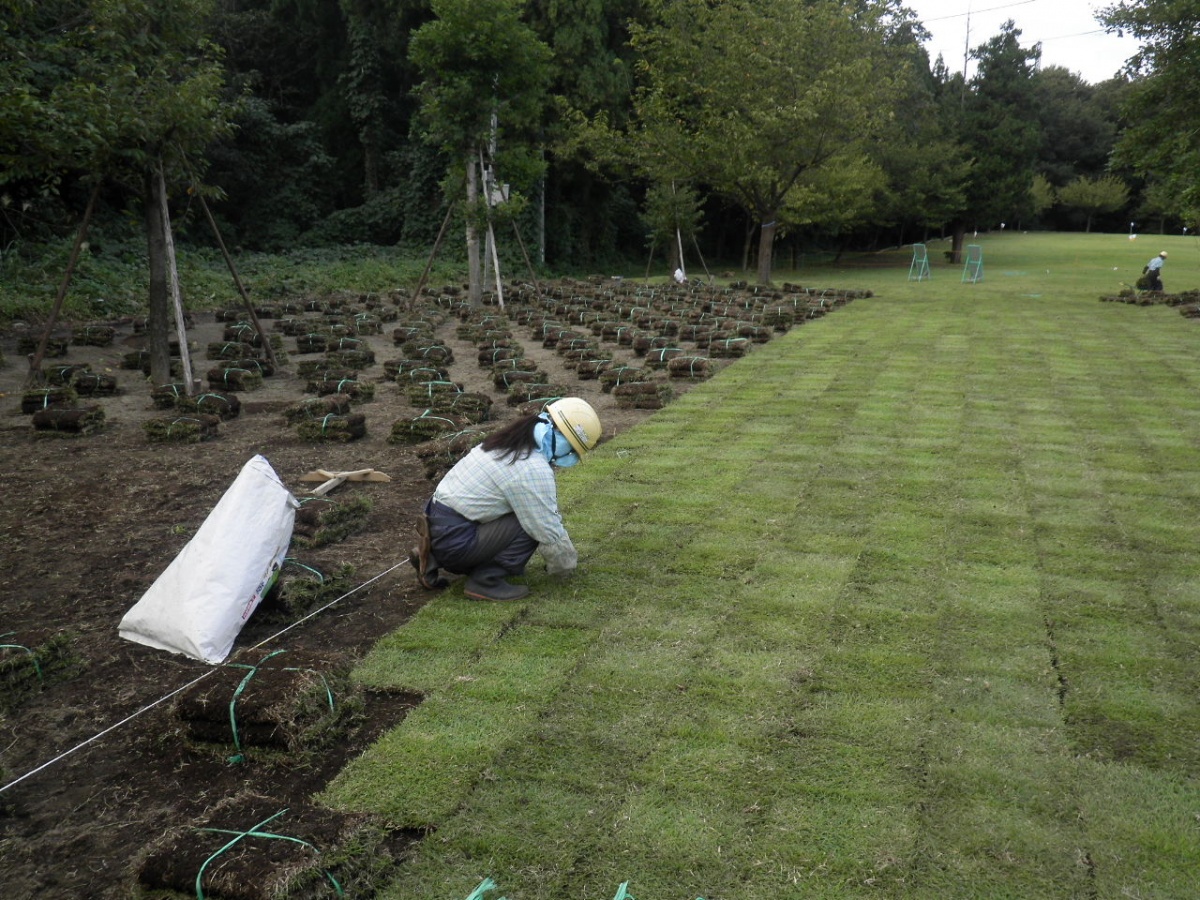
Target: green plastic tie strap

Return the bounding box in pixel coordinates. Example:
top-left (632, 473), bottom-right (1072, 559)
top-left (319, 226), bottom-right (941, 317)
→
top-left (193, 808), bottom-right (344, 899)
top-left (0, 640), bottom-right (42, 682)
top-left (282, 557), bottom-right (326, 582)
top-left (464, 878), bottom-right (507, 900)
top-left (224, 649), bottom-right (289, 762)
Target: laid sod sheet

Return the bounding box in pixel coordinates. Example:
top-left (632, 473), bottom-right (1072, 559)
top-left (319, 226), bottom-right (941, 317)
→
top-left (326, 237), bottom-right (1200, 898)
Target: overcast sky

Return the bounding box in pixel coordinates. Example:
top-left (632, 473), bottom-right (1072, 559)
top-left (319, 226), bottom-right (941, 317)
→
top-left (904, 0), bottom-right (1141, 84)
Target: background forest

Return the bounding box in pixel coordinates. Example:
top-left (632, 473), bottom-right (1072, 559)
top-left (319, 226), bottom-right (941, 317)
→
top-left (0, 0), bottom-right (1193, 285)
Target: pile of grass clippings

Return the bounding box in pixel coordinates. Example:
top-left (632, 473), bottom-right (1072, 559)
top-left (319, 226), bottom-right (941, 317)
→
top-left (121, 349), bottom-right (151, 370)
top-left (416, 428), bottom-right (488, 481)
top-left (21, 385), bottom-right (77, 414)
top-left (398, 341), bottom-right (454, 365)
top-left (506, 383), bottom-right (573, 407)
top-left (291, 497), bottom-right (373, 549)
top-left (174, 391), bottom-right (242, 420)
top-left (298, 361), bottom-right (353, 381)
top-left (295, 414), bottom-right (367, 443)
top-left (150, 383), bottom-right (191, 410)
top-left (643, 347), bottom-right (686, 369)
top-left (143, 414), bottom-right (221, 443)
top-left (425, 390), bottom-right (492, 422)
top-left (404, 380), bottom-right (464, 406)
top-left (70, 372), bottom-right (119, 397)
top-left (258, 562), bottom-right (359, 621)
top-left (492, 367), bottom-right (548, 391)
top-left (327, 336), bottom-right (367, 353)
top-left (31, 405), bottom-right (105, 437)
top-left (389, 410), bottom-right (471, 444)
top-left (43, 363), bottom-right (92, 385)
top-left (599, 365), bottom-right (651, 393)
top-left (706, 337), bottom-right (752, 358)
top-left (283, 394), bottom-right (353, 425)
top-left (310, 378), bottom-right (374, 402)
top-left (0, 630), bottom-right (83, 711)
top-left (173, 649), bottom-right (360, 755)
top-left (206, 367), bottom-right (263, 392)
top-left (323, 348), bottom-right (376, 370)
top-left (225, 357), bottom-right (276, 378)
top-left (206, 340), bottom-right (256, 361)
top-left (475, 344), bottom-right (521, 366)
top-left (17, 334), bottom-right (69, 357)
top-left (350, 314), bottom-right (384, 334)
top-left (70, 324), bottom-right (116, 346)
top-left (667, 355), bottom-right (717, 379)
top-left (295, 332), bottom-right (332, 354)
top-left (759, 305), bottom-right (797, 330)
top-left (575, 357), bottom-right (612, 379)
top-left (384, 359), bottom-right (449, 383)
top-left (613, 381), bottom-right (674, 409)
top-left (132, 791), bottom-right (396, 900)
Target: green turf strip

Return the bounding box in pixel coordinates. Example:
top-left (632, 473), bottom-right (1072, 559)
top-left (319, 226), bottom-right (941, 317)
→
top-left (331, 244), bottom-right (1200, 897)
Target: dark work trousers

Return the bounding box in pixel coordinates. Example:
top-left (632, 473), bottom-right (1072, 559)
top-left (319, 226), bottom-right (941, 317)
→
top-left (425, 498), bottom-right (538, 576)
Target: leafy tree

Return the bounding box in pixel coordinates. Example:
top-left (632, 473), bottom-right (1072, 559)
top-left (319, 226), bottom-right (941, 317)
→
top-left (1031, 172), bottom-right (1057, 220)
top-left (409, 0), bottom-right (553, 303)
top-left (641, 181), bottom-right (703, 274)
top-left (0, 0), bottom-right (235, 384)
top-left (858, 8), bottom-right (970, 248)
top-left (1057, 174), bottom-right (1130, 232)
top-left (529, 0), bottom-right (644, 266)
top-left (940, 21), bottom-right (1040, 259)
top-left (613, 0), bottom-right (903, 283)
top-left (1099, 0), bottom-right (1200, 223)
top-left (1032, 66), bottom-right (1118, 188)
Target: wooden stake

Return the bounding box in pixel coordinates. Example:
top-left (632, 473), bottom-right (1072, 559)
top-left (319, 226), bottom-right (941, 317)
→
top-left (196, 190), bottom-right (278, 369)
top-left (25, 183), bottom-right (100, 388)
top-left (156, 161), bottom-right (195, 395)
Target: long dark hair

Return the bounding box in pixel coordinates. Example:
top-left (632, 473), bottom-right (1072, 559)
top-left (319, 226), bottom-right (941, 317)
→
top-left (480, 413), bottom-right (542, 464)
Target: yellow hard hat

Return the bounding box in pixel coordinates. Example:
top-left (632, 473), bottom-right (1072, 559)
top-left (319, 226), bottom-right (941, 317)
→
top-left (546, 398), bottom-right (601, 457)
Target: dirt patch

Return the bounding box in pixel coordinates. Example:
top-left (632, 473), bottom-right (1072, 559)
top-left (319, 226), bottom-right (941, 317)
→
top-left (0, 278), bottom-right (847, 897)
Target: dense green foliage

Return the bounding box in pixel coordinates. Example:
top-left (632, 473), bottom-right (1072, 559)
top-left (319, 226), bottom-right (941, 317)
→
top-left (1100, 0), bottom-right (1200, 225)
top-left (1, 0), bottom-right (1191, 289)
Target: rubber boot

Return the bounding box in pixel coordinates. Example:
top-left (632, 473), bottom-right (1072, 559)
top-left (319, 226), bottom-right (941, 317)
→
top-left (464, 565), bottom-right (530, 602)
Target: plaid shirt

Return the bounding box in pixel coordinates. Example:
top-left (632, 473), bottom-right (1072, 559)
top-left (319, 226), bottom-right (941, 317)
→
top-left (433, 445), bottom-right (577, 574)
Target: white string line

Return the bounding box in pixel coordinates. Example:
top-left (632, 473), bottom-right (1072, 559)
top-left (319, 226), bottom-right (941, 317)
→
top-left (0, 557), bottom-right (410, 796)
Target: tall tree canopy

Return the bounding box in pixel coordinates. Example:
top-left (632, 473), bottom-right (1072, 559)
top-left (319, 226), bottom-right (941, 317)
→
top-left (409, 0), bottom-right (553, 301)
top-left (1100, 0), bottom-right (1200, 224)
top-left (612, 0), bottom-right (904, 283)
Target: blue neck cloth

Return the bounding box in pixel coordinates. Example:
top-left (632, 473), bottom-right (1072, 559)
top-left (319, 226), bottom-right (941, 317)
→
top-left (535, 418), bottom-right (580, 468)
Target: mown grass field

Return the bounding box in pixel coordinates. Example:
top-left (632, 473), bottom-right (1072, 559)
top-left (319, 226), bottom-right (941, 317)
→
top-left (329, 231), bottom-right (1200, 898)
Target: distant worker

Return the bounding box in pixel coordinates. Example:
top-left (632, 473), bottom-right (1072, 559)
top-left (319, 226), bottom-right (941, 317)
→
top-left (410, 398), bottom-right (602, 602)
top-left (673, 267), bottom-right (688, 285)
top-left (1144, 251), bottom-right (1167, 291)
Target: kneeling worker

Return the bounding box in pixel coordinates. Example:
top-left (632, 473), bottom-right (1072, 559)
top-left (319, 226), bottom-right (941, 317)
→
top-left (411, 397), bottom-right (601, 601)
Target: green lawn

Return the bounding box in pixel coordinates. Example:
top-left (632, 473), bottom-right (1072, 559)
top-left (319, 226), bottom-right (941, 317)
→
top-left (324, 232), bottom-right (1200, 899)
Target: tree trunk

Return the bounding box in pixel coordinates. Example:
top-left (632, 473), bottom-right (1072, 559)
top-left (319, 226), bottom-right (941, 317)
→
top-left (363, 130), bottom-right (380, 196)
top-left (465, 153), bottom-right (482, 306)
top-left (26, 184), bottom-right (100, 387)
top-left (741, 215), bottom-right (755, 272)
top-left (145, 172), bottom-right (173, 387)
top-left (950, 222), bottom-right (967, 265)
top-left (755, 217), bottom-right (778, 284)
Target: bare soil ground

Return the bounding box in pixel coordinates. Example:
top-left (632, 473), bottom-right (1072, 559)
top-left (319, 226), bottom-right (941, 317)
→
top-left (0, 282), bottom-right (711, 898)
